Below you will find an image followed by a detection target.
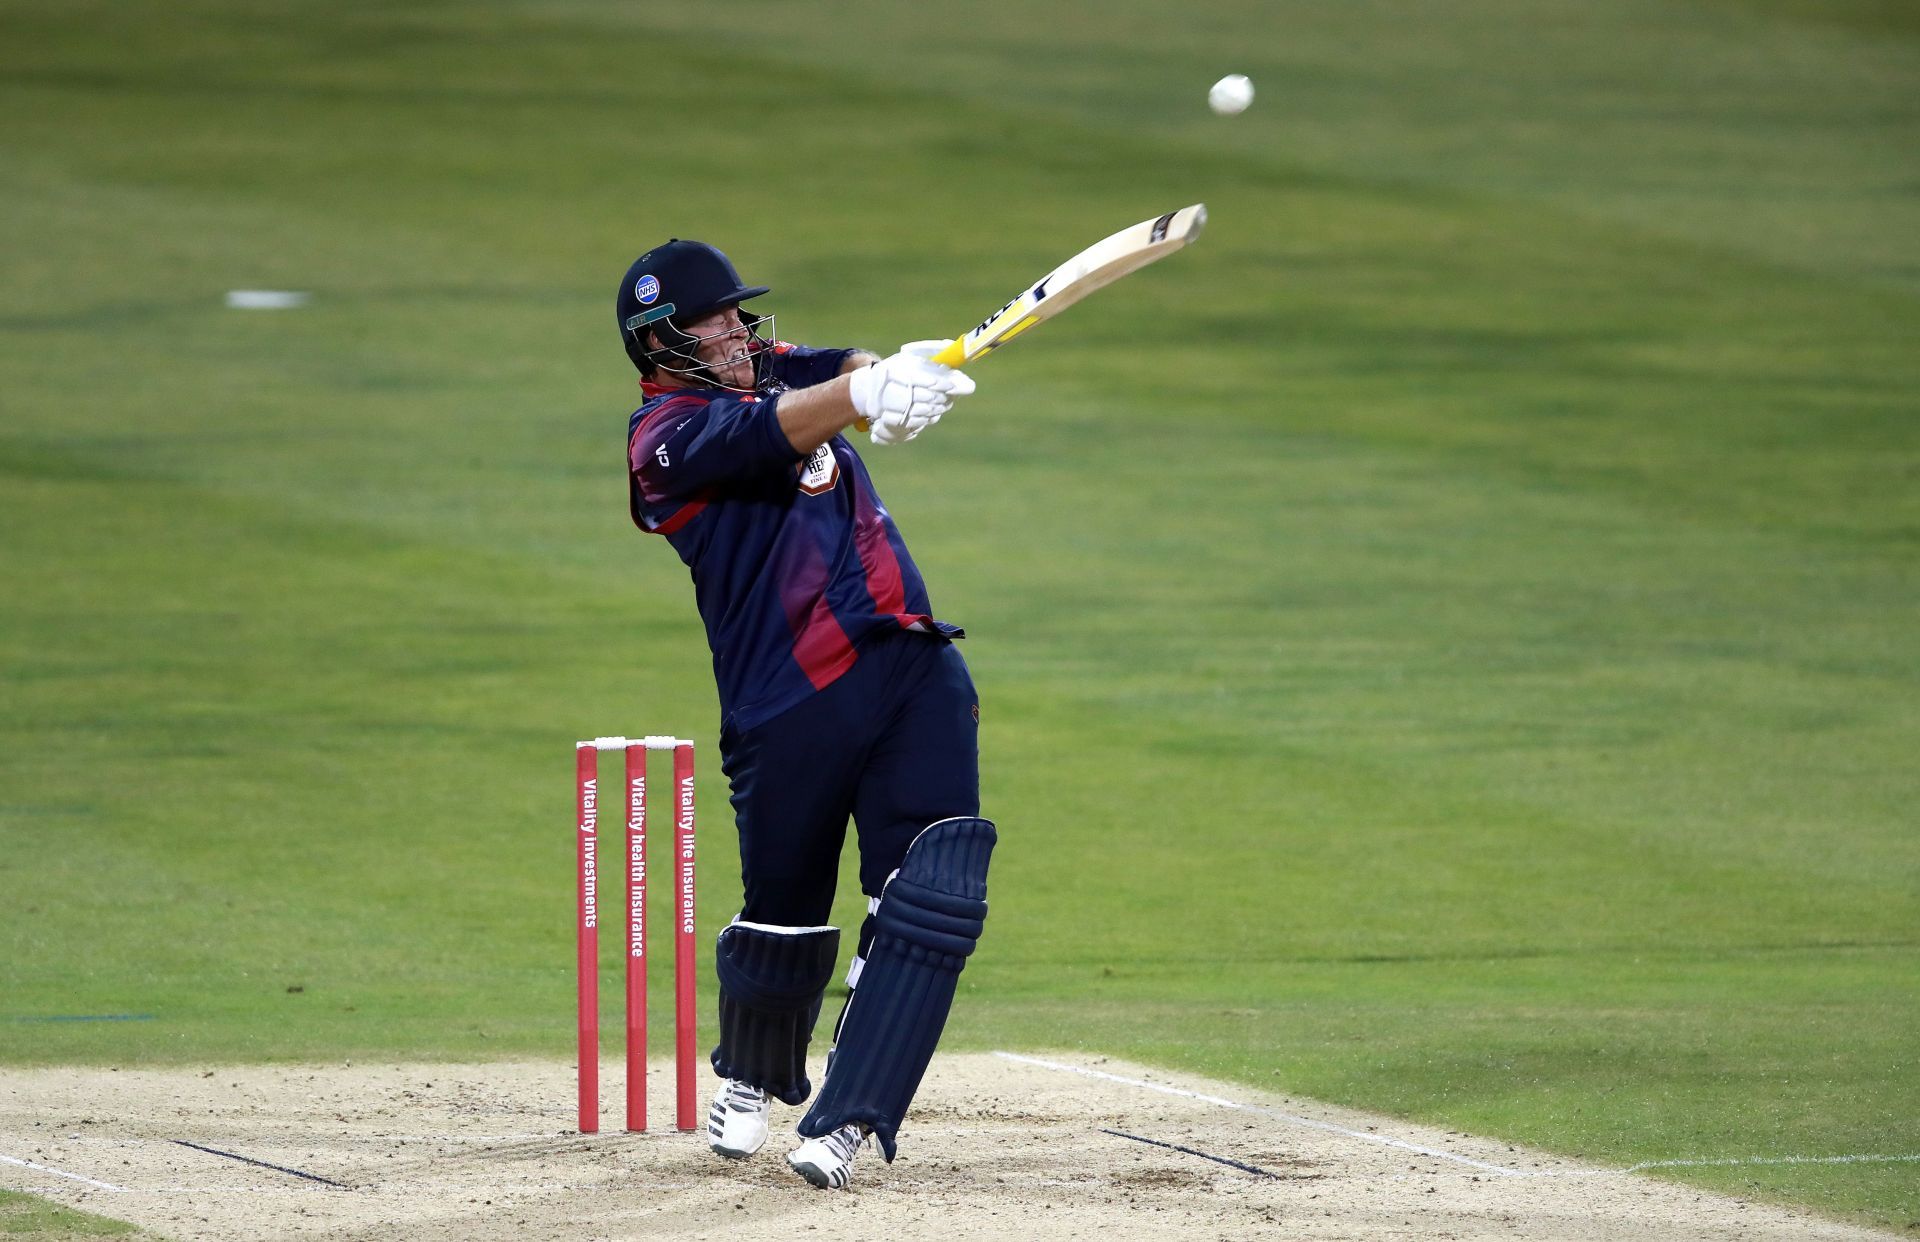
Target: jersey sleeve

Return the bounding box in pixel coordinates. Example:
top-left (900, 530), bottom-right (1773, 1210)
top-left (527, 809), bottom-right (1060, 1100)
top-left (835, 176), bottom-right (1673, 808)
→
top-left (759, 342), bottom-right (857, 390)
top-left (630, 392), bottom-right (800, 504)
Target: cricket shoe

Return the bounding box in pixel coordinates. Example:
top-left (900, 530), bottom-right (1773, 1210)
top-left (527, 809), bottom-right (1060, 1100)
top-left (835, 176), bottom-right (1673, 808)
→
top-left (707, 1079), bottom-right (771, 1159)
top-left (786, 1123), bottom-right (868, 1190)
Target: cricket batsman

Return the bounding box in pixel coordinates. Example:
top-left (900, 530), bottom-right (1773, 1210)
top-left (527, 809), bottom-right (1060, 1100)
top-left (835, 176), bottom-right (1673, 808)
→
top-left (616, 239), bottom-right (996, 1189)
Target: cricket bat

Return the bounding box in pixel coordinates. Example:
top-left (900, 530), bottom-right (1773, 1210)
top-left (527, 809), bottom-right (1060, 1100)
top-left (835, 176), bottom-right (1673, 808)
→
top-left (930, 202), bottom-right (1208, 368)
top-left (853, 204), bottom-right (1207, 431)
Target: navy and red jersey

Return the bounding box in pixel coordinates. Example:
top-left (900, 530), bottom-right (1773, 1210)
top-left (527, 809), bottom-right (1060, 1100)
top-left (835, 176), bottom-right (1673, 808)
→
top-left (628, 341), bottom-right (962, 733)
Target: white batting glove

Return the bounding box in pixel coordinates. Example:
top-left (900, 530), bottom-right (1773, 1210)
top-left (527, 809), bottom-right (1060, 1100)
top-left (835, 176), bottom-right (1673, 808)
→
top-left (848, 342), bottom-right (975, 446)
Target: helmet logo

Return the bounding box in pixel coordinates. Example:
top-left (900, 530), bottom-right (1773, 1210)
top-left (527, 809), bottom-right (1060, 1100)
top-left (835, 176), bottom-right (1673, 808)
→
top-left (634, 274), bottom-right (661, 305)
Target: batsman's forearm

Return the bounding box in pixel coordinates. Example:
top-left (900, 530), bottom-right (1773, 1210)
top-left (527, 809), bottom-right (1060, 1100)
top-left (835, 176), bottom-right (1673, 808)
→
top-left (776, 375), bottom-right (865, 456)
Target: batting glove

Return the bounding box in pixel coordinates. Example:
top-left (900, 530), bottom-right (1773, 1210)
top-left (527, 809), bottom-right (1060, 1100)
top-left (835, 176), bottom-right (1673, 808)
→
top-left (849, 341), bottom-right (975, 446)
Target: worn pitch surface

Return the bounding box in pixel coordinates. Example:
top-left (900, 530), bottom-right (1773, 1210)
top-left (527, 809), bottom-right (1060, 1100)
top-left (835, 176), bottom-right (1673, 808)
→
top-left (0, 1054), bottom-right (1890, 1240)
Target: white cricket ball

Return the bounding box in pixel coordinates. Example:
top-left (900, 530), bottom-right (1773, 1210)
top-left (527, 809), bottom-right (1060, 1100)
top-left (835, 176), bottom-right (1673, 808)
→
top-left (1208, 73), bottom-right (1254, 116)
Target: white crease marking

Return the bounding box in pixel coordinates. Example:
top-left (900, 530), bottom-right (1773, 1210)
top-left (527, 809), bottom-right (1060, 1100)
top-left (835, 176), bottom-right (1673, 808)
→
top-left (993, 1051), bottom-right (1525, 1175)
top-left (993, 1052), bottom-right (1920, 1185)
top-left (0, 1152), bottom-right (128, 1192)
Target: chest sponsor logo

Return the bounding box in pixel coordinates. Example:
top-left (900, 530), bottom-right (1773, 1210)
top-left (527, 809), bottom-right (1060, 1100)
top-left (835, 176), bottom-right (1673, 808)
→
top-left (798, 443), bottom-right (840, 496)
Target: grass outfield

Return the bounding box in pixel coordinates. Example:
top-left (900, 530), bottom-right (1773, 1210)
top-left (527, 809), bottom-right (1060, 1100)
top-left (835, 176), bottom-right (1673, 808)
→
top-left (3, 0), bottom-right (1916, 1231)
top-left (0, 1191), bottom-right (136, 1238)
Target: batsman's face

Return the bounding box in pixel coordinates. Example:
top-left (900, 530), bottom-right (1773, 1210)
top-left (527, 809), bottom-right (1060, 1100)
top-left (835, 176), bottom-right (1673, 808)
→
top-left (678, 307), bottom-right (755, 390)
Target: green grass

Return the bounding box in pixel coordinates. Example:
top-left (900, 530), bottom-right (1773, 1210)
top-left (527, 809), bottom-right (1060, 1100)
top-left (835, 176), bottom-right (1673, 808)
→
top-left (2, 0), bottom-right (1916, 1233)
top-left (0, 1192), bottom-right (137, 1237)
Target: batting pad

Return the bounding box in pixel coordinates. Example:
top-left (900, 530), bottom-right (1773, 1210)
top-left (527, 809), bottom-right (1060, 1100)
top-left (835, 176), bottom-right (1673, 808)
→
top-left (798, 816), bottom-right (996, 1160)
top-left (710, 921), bottom-right (840, 1106)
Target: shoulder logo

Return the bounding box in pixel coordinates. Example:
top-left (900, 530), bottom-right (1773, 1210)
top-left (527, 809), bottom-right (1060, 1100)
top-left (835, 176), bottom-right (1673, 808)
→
top-left (634, 274), bottom-right (661, 305)
top-left (797, 443), bottom-right (840, 496)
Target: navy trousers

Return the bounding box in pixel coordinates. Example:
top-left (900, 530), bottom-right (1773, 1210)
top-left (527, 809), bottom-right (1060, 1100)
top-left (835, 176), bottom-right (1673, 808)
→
top-left (719, 632), bottom-right (980, 933)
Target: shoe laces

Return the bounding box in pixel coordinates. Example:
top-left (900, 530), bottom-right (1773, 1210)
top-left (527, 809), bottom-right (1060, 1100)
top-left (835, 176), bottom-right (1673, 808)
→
top-left (822, 1123), bottom-right (866, 1161)
top-left (720, 1079), bottom-right (768, 1112)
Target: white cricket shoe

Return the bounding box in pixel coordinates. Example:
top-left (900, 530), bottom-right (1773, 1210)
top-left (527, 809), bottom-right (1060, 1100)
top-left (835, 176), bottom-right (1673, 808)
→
top-left (786, 1123), bottom-right (868, 1190)
top-left (707, 1079), bottom-right (771, 1159)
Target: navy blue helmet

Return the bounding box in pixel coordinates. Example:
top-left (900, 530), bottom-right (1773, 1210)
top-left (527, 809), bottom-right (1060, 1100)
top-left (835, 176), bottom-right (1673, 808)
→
top-left (616, 240), bottom-right (771, 378)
